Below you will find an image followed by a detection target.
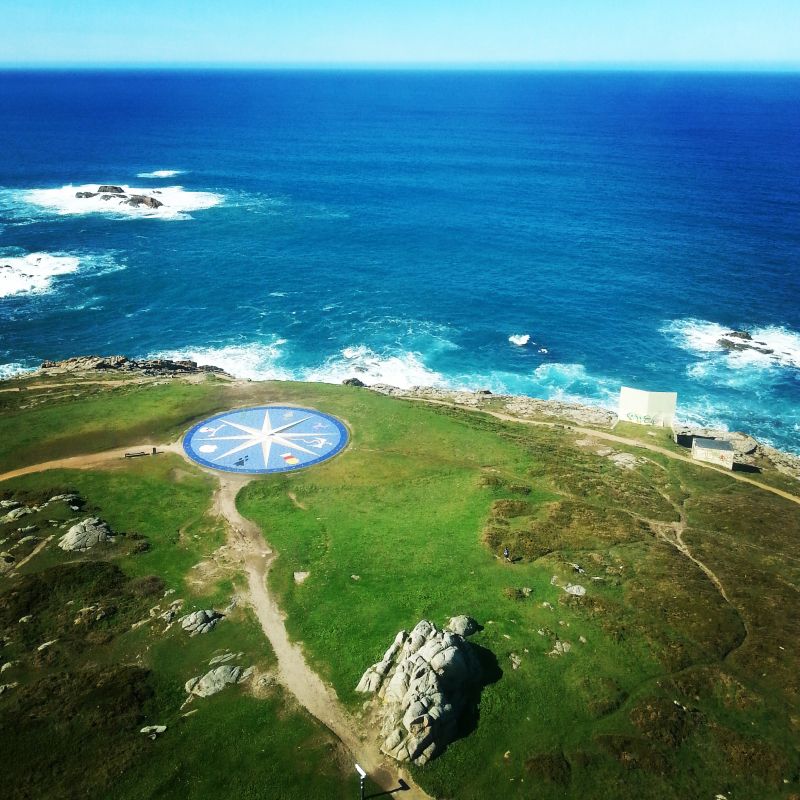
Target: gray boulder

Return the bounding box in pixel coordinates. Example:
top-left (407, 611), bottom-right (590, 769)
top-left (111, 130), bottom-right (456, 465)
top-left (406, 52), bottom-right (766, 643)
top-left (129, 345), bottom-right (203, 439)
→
top-left (447, 615), bottom-right (479, 637)
top-left (2, 506), bottom-right (33, 523)
top-left (58, 517), bottom-right (113, 551)
top-left (180, 609), bottom-right (224, 635)
top-left (355, 619), bottom-right (484, 766)
top-left (185, 665), bottom-right (253, 697)
top-left (97, 185), bottom-right (124, 194)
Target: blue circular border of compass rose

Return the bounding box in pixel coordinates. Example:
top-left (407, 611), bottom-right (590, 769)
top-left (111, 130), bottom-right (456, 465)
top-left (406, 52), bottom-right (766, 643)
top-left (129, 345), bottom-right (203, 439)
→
top-left (183, 406), bottom-right (349, 475)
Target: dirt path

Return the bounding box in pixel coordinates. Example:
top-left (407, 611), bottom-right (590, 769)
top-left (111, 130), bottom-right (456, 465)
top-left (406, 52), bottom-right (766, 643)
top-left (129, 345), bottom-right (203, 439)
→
top-left (0, 444), bottom-right (428, 796)
top-left (11, 534), bottom-right (55, 573)
top-left (411, 396), bottom-right (800, 507)
top-left (0, 440), bottom-right (186, 484)
top-left (212, 475), bottom-right (429, 798)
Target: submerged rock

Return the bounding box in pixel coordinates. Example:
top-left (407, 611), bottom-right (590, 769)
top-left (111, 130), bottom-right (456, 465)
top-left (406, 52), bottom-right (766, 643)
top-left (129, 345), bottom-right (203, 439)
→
top-left (355, 619), bottom-right (485, 766)
top-left (58, 517), bottom-right (113, 552)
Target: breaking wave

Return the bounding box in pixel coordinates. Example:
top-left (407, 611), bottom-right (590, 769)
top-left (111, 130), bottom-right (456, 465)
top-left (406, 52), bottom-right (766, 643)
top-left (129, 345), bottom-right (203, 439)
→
top-left (150, 340), bottom-right (294, 382)
top-left (0, 252), bottom-right (81, 298)
top-left (303, 345), bottom-right (445, 388)
top-left (663, 318), bottom-right (800, 372)
top-left (136, 170), bottom-right (185, 179)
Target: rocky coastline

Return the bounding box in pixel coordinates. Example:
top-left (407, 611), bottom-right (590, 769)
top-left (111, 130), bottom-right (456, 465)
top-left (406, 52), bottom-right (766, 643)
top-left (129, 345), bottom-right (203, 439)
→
top-left (4, 354), bottom-right (798, 481)
top-left (36, 354), bottom-right (232, 378)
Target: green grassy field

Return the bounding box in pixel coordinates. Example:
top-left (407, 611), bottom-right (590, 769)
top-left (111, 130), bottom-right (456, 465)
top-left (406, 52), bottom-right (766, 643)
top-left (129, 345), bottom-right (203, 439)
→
top-left (0, 434), bottom-right (355, 800)
top-left (1, 375), bottom-right (799, 800)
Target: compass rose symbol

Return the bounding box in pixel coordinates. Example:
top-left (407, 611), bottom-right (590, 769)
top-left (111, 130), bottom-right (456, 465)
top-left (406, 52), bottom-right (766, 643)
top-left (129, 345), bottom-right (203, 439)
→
top-left (184, 406), bottom-right (348, 474)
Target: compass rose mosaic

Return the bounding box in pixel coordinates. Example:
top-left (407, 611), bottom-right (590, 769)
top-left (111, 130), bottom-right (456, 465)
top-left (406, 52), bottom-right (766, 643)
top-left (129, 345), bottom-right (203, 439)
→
top-left (183, 406), bottom-right (349, 474)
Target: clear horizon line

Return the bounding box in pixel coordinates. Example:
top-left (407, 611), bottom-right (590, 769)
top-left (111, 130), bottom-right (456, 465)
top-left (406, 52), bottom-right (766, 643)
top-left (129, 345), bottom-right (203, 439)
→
top-left (1, 60), bottom-right (799, 73)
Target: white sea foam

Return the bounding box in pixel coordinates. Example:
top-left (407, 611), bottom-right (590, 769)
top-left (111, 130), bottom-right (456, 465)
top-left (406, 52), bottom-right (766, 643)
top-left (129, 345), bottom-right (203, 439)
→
top-left (151, 341), bottom-right (293, 382)
top-left (0, 361), bottom-right (33, 380)
top-left (663, 318), bottom-right (800, 371)
top-left (0, 252), bottom-right (81, 298)
top-left (303, 345), bottom-right (446, 389)
top-left (508, 333), bottom-right (530, 346)
top-left (136, 170), bottom-right (185, 179)
top-left (19, 184), bottom-right (222, 220)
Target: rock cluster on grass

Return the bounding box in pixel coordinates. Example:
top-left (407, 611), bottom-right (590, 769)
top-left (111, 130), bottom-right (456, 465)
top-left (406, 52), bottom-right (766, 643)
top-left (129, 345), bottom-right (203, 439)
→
top-left (179, 609), bottom-right (224, 635)
top-left (140, 725), bottom-right (167, 739)
top-left (185, 665), bottom-right (254, 698)
top-left (58, 517), bottom-right (114, 552)
top-left (355, 617), bottom-right (484, 766)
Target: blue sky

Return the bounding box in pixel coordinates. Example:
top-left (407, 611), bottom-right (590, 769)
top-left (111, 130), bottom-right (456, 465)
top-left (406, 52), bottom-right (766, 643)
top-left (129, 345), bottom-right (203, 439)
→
top-left (2, 0), bottom-right (799, 67)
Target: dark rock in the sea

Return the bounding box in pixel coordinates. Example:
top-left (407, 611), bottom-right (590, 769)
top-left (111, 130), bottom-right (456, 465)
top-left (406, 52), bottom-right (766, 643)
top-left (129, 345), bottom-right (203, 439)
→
top-left (718, 334), bottom-right (774, 355)
top-left (75, 191), bottom-right (97, 199)
top-left (343, 378), bottom-right (366, 387)
top-left (97, 185), bottom-right (124, 194)
top-left (477, 389), bottom-right (493, 395)
top-left (100, 195), bottom-right (114, 201)
top-left (125, 194), bottom-right (164, 209)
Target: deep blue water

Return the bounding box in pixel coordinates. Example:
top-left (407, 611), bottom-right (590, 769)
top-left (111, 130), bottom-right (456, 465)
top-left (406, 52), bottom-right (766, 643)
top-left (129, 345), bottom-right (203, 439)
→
top-left (1, 70), bottom-right (798, 451)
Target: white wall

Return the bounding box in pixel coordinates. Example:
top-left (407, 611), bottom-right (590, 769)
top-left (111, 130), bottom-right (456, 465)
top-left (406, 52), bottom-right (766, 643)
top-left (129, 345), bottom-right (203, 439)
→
top-left (618, 386), bottom-right (678, 427)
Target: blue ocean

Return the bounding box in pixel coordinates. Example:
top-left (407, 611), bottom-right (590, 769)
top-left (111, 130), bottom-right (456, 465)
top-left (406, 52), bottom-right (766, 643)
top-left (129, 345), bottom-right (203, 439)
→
top-left (1, 70), bottom-right (798, 452)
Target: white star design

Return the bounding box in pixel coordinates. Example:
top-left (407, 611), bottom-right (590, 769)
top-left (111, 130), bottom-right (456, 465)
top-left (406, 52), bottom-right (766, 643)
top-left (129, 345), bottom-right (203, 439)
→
top-left (197, 410), bottom-right (324, 466)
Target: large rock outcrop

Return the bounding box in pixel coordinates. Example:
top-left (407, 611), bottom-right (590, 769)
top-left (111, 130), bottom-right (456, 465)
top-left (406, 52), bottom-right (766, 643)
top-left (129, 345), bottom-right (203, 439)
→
top-left (58, 518), bottom-right (113, 551)
top-left (39, 355), bottom-right (230, 378)
top-left (355, 618), bottom-right (484, 765)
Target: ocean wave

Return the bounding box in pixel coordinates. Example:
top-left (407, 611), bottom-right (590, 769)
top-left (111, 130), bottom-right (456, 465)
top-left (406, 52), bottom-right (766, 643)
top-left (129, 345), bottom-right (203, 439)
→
top-left (136, 170), bottom-right (185, 179)
top-left (304, 345), bottom-right (446, 389)
top-left (15, 184), bottom-right (222, 220)
top-left (150, 341), bottom-right (293, 382)
top-left (150, 341), bottom-right (446, 390)
top-left (0, 361), bottom-right (33, 380)
top-left (663, 318), bottom-right (800, 371)
top-left (0, 252), bottom-right (81, 298)
top-left (508, 333), bottom-right (530, 346)
top-left (155, 336), bottom-right (625, 412)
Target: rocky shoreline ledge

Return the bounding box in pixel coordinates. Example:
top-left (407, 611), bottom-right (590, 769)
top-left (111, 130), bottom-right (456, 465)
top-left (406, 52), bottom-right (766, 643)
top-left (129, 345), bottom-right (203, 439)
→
top-left (37, 355), bottom-right (232, 378)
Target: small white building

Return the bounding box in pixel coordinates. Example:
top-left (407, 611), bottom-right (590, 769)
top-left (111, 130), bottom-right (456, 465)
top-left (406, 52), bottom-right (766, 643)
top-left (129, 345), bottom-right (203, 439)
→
top-left (692, 437), bottom-right (735, 470)
top-left (618, 386), bottom-right (677, 427)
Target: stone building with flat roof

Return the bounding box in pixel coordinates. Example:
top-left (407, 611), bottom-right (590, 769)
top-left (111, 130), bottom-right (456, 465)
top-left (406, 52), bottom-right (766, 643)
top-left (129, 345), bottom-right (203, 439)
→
top-left (692, 437), bottom-right (735, 470)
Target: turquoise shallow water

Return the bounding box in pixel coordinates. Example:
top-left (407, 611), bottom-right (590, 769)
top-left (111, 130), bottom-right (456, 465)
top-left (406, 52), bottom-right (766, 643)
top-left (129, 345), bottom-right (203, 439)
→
top-left (0, 70), bottom-right (798, 451)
